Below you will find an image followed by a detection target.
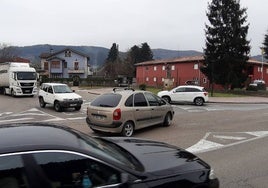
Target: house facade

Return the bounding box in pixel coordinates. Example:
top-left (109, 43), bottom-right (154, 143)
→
top-left (39, 48), bottom-right (92, 79)
top-left (135, 55), bottom-right (268, 89)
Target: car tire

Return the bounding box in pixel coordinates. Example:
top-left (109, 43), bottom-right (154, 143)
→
top-left (121, 121), bottom-right (134, 137)
top-left (54, 101), bottom-right (62, 112)
top-left (162, 96), bottom-right (171, 103)
top-left (163, 112), bottom-right (172, 127)
top-left (75, 106), bottom-right (81, 111)
top-left (11, 89), bottom-right (16, 97)
top-left (194, 97), bottom-right (204, 106)
top-left (39, 97), bottom-right (46, 108)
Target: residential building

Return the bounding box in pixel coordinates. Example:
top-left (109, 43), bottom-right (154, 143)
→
top-left (135, 55), bottom-right (268, 89)
top-left (39, 48), bottom-right (91, 79)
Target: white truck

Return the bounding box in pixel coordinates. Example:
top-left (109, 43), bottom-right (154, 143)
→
top-left (0, 62), bottom-right (38, 97)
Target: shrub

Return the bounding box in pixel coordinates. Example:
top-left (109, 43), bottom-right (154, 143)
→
top-left (139, 84), bottom-right (147, 90)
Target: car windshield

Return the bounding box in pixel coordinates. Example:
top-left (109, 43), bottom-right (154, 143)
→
top-left (76, 132), bottom-right (143, 171)
top-left (91, 93), bottom-right (121, 107)
top-left (16, 72), bottom-right (36, 80)
top-left (53, 85), bottom-right (73, 93)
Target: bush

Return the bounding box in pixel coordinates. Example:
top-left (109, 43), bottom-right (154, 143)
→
top-left (139, 84), bottom-right (147, 90)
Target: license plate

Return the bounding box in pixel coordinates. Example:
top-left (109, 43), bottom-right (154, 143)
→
top-left (70, 104), bottom-right (77, 106)
top-left (94, 115), bottom-right (105, 120)
top-left (25, 90), bottom-right (30, 93)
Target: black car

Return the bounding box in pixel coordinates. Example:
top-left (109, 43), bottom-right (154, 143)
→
top-left (0, 123), bottom-right (219, 188)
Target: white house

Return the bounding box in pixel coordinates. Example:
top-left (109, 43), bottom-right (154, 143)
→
top-left (39, 48), bottom-right (92, 79)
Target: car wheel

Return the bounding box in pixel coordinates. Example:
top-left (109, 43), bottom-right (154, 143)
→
top-left (162, 96), bottom-right (171, 103)
top-left (163, 112), bottom-right (172, 127)
top-left (194, 97), bottom-right (204, 106)
top-left (39, 97), bottom-right (46, 108)
top-left (54, 101), bottom-right (62, 112)
top-left (121, 121), bottom-right (134, 137)
top-left (11, 89), bottom-right (16, 97)
top-left (75, 106), bottom-right (81, 111)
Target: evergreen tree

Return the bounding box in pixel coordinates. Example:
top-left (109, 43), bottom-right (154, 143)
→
top-left (202, 0), bottom-right (250, 90)
top-left (106, 43), bottom-right (119, 63)
top-left (128, 45), bottom-right (141, 64)
top-left (140, 42), bottom-right (154, 62)
top-left (263, 31), bottom-right (268, 59)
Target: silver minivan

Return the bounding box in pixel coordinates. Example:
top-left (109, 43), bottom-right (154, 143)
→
top-left (86, 89), bottom-right (174, 137)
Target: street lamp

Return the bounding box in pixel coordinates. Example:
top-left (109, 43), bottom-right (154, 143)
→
top-left (260, 47), bottom-right (265, 80)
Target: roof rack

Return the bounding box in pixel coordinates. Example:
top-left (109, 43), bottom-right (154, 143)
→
top-left (113, 87), bottom-right (135, 93)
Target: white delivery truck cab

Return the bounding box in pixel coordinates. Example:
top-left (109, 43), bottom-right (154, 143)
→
top-left (0, 62), bottom-right (38, 97)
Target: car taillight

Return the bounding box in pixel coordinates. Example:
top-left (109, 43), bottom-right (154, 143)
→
top-left (113, 108), bottom-right (121, 121)
top-left (204, 92), bottom-right (208, 96)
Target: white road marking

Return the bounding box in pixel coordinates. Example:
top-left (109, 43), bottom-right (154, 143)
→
top-left (246, 131), bottom-right (268, 137)
top-left (0, 118), bottom-right (33, 123)
top-left (187, 131), bottom-right (268, 154)
top-left (0, 112), bottom-right (13, 116)
top-left (67, 117), bottom-right (85, 120)
top-left (186, 139), bottom-right (224, 153)
top-left (213, 135), bottom-right (246, 140)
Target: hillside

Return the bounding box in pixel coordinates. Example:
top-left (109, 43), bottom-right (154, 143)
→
top-left (10, 44), bottom-right (262, 67)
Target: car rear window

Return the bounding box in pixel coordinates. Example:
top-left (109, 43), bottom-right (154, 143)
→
top-left (91, 93), bottom-right (122, 107)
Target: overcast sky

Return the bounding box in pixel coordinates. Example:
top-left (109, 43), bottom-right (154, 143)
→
top-left (0, 0), bottom-right (267, 56)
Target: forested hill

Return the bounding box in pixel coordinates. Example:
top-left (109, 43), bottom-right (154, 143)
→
top-left (12, 44), bottom-right (259, 67)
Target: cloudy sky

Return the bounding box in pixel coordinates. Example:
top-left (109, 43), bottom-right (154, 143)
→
top-left (0, 0), bottom-right (267, 56)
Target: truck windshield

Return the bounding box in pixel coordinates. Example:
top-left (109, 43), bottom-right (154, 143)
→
top-left (17, 72), bottom-right (36, 80)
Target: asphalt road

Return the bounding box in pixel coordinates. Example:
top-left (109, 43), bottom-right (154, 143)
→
top-left (0, 91), bottom-right (268, 188)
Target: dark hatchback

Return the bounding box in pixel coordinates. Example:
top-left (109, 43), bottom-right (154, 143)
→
top-left (0, 123), bottom-right (219, 188)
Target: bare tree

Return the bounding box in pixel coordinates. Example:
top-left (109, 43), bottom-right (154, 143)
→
top-left (0, 43), bottom-right (18, 63)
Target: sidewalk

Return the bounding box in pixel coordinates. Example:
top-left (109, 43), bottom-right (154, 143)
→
top-left (75, 87), bottom-right (268, 104)
top-left (209, 96), bottom-right (268, 104)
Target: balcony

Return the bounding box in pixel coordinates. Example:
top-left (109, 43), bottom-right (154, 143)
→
top-left (68, 69), bottom-right (85, 74)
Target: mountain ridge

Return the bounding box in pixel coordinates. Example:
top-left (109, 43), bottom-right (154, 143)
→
top-left (10, 44), bottom-right (262, 67)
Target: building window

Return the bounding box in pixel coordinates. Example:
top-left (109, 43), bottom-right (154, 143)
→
top-left (162, 78), bottom-right (165, 82)
top-left (64, 61), bottom-right (67, 68)
top-left (162, 66), bottom-right (165, 70)
top-left (74, 62), bottom-right (79, 70)
top-left (171, 65), bottom-right (175, 70)
top-left (51, 73), bottom-right (61, 78)
top-left (203, 78), bottom-right (207, 83)
top-left (146, 77), bottom-right (149, 81)
top-left (51, 61), bottom-right (60, 68)
top-left (44, 62), bottom-right (48, 70)
top-left (154, 66), bottom-right (157, 71)
top-left (194, 64), bottom-right (198, 70)
top-left (258, 67), bottom-right (263, 72)
top-left (65, 50), bottom-right (71, 57)
top-left (153, 77), bottom-right (157, 82)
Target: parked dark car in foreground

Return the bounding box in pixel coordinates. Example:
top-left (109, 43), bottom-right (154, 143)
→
top-left (0, 123), bottom-right (219, 188)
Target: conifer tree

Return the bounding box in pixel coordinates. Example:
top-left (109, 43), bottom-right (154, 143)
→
top-left (106, 43), bottom-right (119, 63)
top-left (140, 42), bottom-right (154, 62)
top-left (263, 31), bottom-right (268, 59)
top-left (202, 0), bottom-right (250, 90)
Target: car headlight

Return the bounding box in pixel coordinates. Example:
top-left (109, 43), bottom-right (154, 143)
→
top-left (209, 169), bottom-right (217, 180)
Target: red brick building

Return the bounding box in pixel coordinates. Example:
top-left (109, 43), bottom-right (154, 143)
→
top-left (135, 55), bottom-right (268, 89)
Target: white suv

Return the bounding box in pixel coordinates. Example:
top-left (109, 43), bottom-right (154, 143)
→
top-left (38, 83), bottom-right (83, 112)
top-left (157, 85), bottom-right (209, 106)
